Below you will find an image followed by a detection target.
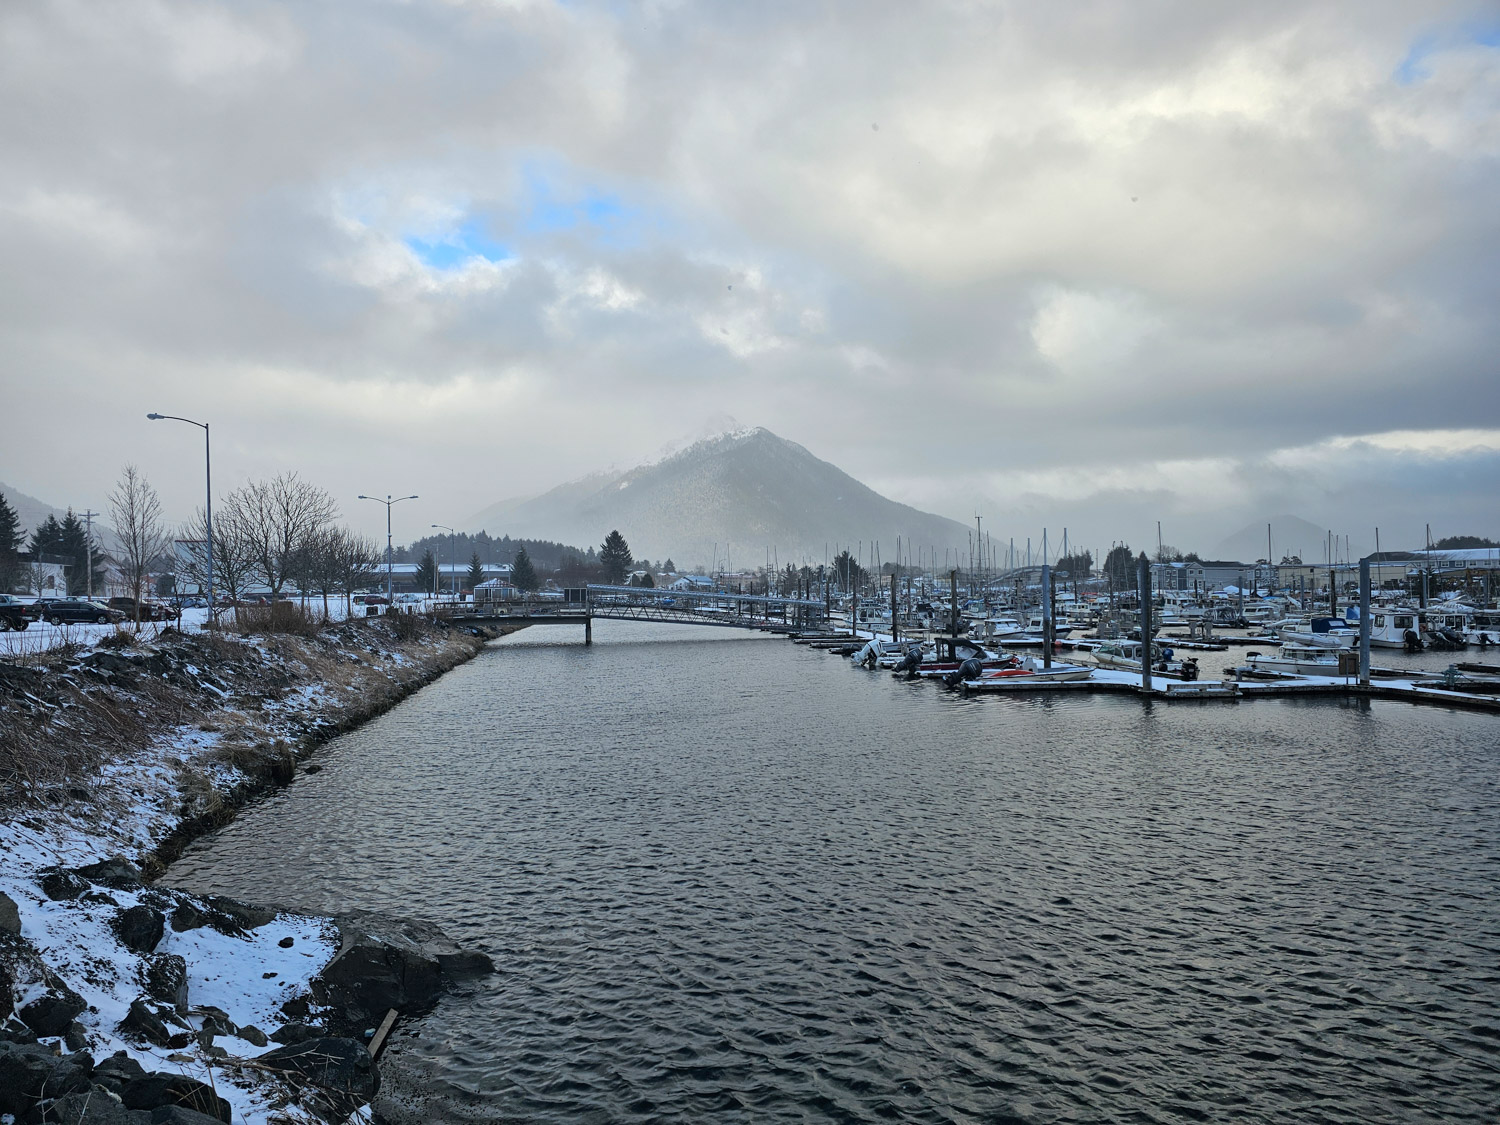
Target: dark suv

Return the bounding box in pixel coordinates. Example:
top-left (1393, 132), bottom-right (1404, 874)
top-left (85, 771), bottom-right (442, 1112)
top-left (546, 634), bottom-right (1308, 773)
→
top-left (35, 598), bottom-right (126, 625)
top-left (0, 594), bottom-right (38, 631)
top-left (107, 596), bottom-right (180, 622)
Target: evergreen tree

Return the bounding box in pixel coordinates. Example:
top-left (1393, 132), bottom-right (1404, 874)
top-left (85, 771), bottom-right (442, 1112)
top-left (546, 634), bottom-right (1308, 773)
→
top-left (599, 530), bottom-right (633, 584)
top-left (511, 547), bottom-right (538, 591)
top-left (1103, 544), bottom-right (1136, 590)
top-left (28, 515), bottom-right (64, 594)
top-left (57, 510), bottom-right (104, 595)
top-left (466, 551), bottom-right (485, 591)
top-left (637, 571), bottom-right (654, 588)
top-left (662, 557), bottom-right (676, 574)
top-left (0, 492), bottom-right (21, 592)
top-left (414, 548), bottom-right (438, 594)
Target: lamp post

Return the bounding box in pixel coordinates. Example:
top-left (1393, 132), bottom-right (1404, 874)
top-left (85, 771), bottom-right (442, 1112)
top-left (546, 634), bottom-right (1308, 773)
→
top-left (431, 524), bottom-right (455, 601)
top-left (146, 413), bottom-right (213, 625)
top-left (357, 494), bottom-right (418, 602)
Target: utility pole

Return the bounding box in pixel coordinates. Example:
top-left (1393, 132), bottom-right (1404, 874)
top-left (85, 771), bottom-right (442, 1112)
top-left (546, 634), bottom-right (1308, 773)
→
top-left (81, 510), bottom-right (98, 599)
top-left (1138, 556), bottom-right (1153, 694)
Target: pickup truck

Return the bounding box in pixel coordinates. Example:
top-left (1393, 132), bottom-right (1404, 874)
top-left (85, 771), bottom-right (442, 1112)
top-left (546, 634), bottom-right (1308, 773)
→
top-left (0, 594), bottom-right (38, 631)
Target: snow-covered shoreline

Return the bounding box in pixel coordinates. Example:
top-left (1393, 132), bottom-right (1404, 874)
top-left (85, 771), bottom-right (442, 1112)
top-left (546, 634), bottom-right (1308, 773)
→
top-left (1, 614), bottom-right (495, 1123)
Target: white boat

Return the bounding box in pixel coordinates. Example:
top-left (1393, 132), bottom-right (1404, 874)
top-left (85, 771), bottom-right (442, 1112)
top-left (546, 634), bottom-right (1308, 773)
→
top-left (1243, 643), bottom-right (1352, 676)
top-left (1365, 609), bottom-right (1422, 649)
top-left (963, 656), bottom-right (1094, 689)
top-left (1093, 639), bottom-right (1201, 680)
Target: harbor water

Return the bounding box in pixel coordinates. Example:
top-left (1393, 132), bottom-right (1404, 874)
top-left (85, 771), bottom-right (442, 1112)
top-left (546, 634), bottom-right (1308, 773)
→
top-left (171, 622), bottom-right (1500, 1123)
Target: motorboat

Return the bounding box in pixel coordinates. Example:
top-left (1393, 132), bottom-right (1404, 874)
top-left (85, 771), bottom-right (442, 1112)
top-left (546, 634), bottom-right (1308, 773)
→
top-left (1243, 643), bottom-right (1354, 677)
top-left (1092, 638), bottom-right (1200, 680)
top-left (962, 656), bottom-right (1094, 689)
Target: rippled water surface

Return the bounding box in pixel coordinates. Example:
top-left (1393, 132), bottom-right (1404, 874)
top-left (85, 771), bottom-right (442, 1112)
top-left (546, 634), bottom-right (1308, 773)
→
top-left (171, 623), bottom-right (1500, 1123)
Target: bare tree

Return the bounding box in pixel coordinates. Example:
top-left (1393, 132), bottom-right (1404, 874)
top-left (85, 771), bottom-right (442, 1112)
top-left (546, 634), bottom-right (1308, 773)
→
top-left (231, 473), bottom-right (339, 599)
top-left (330, 528), bottom-right (380, 616)
top-left (180, 504), bottom-right (257, 620)
top-left (109, 465), bottom-right (169, 631)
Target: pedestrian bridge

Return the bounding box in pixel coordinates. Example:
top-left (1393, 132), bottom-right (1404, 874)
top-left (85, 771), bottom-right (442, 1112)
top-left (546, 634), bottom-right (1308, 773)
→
top-left (438, 583), bottom-right (829, 642)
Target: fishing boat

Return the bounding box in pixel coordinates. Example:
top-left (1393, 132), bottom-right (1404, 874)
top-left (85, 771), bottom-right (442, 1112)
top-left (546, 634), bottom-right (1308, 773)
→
top-left (1092, 639), bottom-right (1200, 680)
top-left (1242, 643), bottom-right (1353, 677)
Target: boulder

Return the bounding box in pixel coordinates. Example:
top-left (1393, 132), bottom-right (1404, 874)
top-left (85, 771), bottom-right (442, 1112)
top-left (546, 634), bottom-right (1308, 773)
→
top-left (118, 999), bottom-right (171, 1047)
top-left (38, 1088), bottom-right (153, 1124)
top-left (143, 954), bottom-right (189, 1013)
top-left (65, 1019), bottom-right (90, 1051)
top-left (119, 1072), bottom-right (230, 1122)
top-left (235, 1023), bottom-right (269, 1047)
top-left (93, 1050), bottom-right (148, 1093)
top-left (203, 894), bottom-right (277, 932)
top-left (19, 983), bottom-right (86, 1037)
top-left (314, 911), bottom-right (491, 1030)
top-left (256, 1036), bottom-right (378, 1117)
top-left (0, 889), bottom-right (20, 934)
top-left (39, 868), bottom-right (90, 901)
top-left (113, 905), bottom-right (166, 954)
top-left (169, 901), bottom-right (206, 933)
top-left (0, 1038), bottom-right (94, 1116)
top-left (0, 958), bottom-right (12, 1020)
top-left (270, 1021), bottom-right (321, 1045)
top-left (75, 857), bottom-right (145, 889)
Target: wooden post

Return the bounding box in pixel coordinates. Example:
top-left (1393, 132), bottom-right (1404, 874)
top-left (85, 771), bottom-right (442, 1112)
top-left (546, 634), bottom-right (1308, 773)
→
top-left (1358, 557), bottom-right (1371, 686)
top-left (584, 610), bottom-right (592, 646)
top-left (890, 569), bottom-right (899, 642)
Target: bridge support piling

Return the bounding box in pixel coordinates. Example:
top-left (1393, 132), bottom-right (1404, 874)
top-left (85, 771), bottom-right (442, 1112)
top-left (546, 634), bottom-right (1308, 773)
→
top-left (585, 613), bottom-right (592, 646)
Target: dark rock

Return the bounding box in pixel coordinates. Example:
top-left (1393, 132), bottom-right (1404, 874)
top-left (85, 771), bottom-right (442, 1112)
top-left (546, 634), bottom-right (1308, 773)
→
top-left (193, 1007), bottom-right (231, 1036)
top-left (235, 1023), bottom-right (268, 1047)
top-left (93, 1050), bottom-right (147, 1093)
top-left (203, 895), bottom-right (276, 932)
top-left (119, 1071), bottom-right (230, 1123)
top-left (75, 857), bottom-right (145, 889)
top-left (0, 889), bottom-right (20, 934)
top-left (278, 936), bottom-right (294, 948)
top-left (1, 1016), bottom-right (39, 1044)
top-left (314, 913), bottom-right (447, 1030)
top-left (19, 984), bottom-right (86, 1037)
top-left (1, 958), bottom-right (12, 1020)
top-left (80, 891), bottom-right (121, 907)
top-left (65, 1020), bottom-right (90, 1051)
top-left (169, 901), bottom-right (206, 933)
top-left (39, 869), bottom-right (89, 901)
top-left (279, 995), bottom-right (311, 1021)
top-left (270, 1021), bottom-right (321, 1045)
top-left (0, 1039), bottom-right (93, 1116)
top-left (113, 906), bottom-right (165, 954)
top-left (142, 954), bottom-right (189, 1013)
top-left (37, 1088), bottom-right (152, 1124)
top-left (149, 1108), bottom-right (227, 1125)
top-left (256, 1037), bottom-right (378, 1116)
top-left (118, 999), bottom-right (171, 1047)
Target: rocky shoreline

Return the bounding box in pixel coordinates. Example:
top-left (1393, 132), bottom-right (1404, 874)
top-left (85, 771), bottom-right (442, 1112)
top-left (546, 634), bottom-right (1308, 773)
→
top-left (0, 615), bottom-right (504, 1124)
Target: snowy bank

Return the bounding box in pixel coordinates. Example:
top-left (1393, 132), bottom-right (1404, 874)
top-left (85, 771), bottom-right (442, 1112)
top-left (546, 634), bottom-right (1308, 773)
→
top-left (0, 614), bottom-right (498, 1123)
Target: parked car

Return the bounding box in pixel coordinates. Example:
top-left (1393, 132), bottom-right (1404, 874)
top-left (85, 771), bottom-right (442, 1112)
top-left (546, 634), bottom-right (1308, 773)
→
top-left (0, 594), bottom-right (38, 631)
top-left (35, 598), bottom-right (126, 625)
top-left (107, 596), bottom-right (180, 622)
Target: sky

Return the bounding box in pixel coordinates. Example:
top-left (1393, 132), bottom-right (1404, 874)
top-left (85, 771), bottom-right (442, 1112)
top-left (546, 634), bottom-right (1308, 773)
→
top-left (2, 0), bottom-right (1497, 557)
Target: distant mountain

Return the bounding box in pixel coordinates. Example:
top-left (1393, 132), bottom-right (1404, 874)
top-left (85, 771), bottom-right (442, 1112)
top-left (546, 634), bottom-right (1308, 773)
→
top-left (0, 481), bottom-right (67, 541)
top-left (469, 428), bottom-right (974, 567)
top-left (1212, 515), bottom-right (1369, 565)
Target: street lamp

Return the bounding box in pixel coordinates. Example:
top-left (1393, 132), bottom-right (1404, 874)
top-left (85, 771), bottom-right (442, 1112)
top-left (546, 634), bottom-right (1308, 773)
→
top-left (357, 494), bottom-right (419, 602)
top-left (147, 413), bottom-right (214, 624)
top-left (431, 524), bottom-right (455, 600)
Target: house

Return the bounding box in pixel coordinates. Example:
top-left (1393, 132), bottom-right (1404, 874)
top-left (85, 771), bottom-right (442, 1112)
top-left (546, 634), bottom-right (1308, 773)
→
top-left (669, 575), bottom-right (716, 591)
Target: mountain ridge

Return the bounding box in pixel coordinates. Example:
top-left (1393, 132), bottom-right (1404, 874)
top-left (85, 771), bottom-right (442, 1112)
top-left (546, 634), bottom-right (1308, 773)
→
top-left (468, 428), bottom-right (974, 566)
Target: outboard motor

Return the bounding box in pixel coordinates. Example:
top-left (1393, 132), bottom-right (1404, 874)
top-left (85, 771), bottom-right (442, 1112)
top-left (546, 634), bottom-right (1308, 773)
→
top-left (852, 639), bottom-right (881, 667)
top-left (896, 644), bottom-right (924, 679)
top-left (942, 656), bottom-right (985, 688)
top-left (1403, 628), bottom-right (1423, 653)
top-left (1181, 658), bottom-right (1199, 682)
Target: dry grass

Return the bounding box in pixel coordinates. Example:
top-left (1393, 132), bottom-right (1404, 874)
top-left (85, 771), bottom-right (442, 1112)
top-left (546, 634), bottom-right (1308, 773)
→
top-left (232, 602), bottom-right (325, 637)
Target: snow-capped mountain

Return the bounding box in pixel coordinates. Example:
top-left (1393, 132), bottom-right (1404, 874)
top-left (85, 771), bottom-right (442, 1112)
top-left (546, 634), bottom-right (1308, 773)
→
top-left (468, 428), bottom-right (973, 567)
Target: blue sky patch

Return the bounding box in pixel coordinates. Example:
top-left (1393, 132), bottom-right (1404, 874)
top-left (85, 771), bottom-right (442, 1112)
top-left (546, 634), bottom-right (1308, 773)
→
top-left (405, 218), bottom-right (511, 269)
top-left (1395, 21), bottom-right (1500, 84)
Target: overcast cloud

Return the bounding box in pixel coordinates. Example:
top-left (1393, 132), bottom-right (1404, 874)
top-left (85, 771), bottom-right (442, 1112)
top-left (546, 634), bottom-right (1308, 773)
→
top-left (2, 0), bottom-right (1497, 554)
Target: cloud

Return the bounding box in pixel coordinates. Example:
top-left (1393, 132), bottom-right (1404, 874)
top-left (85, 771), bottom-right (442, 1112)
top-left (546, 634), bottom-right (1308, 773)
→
top-left (0, 0), bottom-right (1496, 556)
